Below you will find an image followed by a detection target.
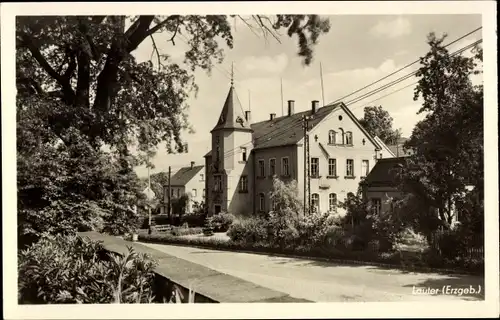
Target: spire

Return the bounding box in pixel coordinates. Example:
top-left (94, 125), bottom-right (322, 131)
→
top-left (211, 83), bottom-right (252, 133)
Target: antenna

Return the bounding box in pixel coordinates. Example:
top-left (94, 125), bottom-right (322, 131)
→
top-left (231, 62), bottom-right (234, 87)
top-left (280, 78), bottom-right (284, 116)
top-left (248, 89), bottom-right (251, 111)
top-left (320, 62), bottom-right (325, 106)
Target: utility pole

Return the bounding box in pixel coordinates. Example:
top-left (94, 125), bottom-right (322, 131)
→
top-left (168, 165), bottom-right (172, 224)
top-left (302, 115), bottom-right (311, 215)
top-left (147, 160), bottom-right (152, 234)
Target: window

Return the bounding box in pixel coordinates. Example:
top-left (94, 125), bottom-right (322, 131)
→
top-left (345, 131), bottom-right (353, 145)
top-left (328, 158), bottom-right (337, 177)
top-left (269, 158), bottom-right (276, 177)
top-left (216, 146), bottom-right (221, 161)
top-left (240, 147), bottom-right (247, 162)
top-left (338, 128), bottom-right (345, 144)
top-left (214, 175), bottom-right (222, 191)
top-left (192, 189), bottom-right (197, 197)
top-left (311, 193), bottom-right (320, 213)
top-left (361, 160), bottom-right (369, 177)
top-left (200, 173), bottom-right (204, 181)
top-left (329, 193), bottom-right (337, 212)
top-left (259, 193), bottom-right (265, 212)
top-left (239, 175), bottom-right (248, 192)
top-left (271, 197), bottom-right (277, 211)
top-left (371, 198), bottom-right (382, 215)
top-left (328, 130), bottom-right (336, 144)
top-left (258, 159), bottom-right (265, 177)
top-left (281, 157), bottom-right (289, 176)
top-left (171, 189), bottom-right (174, 196)
top-left (346, 159), bottom-right (354, 177)
top-left (311, 158), bottom-right (319, 178)
top-left (177, 189), bottom-right (180, 197)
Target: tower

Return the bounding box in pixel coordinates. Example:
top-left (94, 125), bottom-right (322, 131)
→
top-left (209, 67), bottom-right (253, 215)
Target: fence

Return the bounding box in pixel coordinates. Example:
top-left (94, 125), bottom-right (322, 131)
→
top-left (429, 230), bottom-right (484, 260)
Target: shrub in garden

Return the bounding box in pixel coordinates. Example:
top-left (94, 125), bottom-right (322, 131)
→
top-left (206, 212), bottom-right (235, 232)
top-left (170, 227), bottom-right (203, 237)
top-left (227, 217), bottom-right (269, 244)
top-left (18, 233), bottom-right (157, 304)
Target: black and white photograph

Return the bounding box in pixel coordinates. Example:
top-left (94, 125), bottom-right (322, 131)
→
top-left (2, 1), bottom-right (498, 319)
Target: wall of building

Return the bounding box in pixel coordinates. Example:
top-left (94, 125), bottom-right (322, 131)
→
top-left (208, 129), bottom-right (254, 216)
top-left (184, 169), bottom-right (206, 213)
top-left (253, 145), bottom-right (299, 213)
top-left (302, 106), bottom-right (385, 215)
top-left (363, 186), bottom-right (402, 214)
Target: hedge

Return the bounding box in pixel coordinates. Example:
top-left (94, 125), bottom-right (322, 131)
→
top-left (138, 233), bottom-right (483, 275)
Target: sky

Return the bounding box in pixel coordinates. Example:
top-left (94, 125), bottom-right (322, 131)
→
top-left (132, 14), bottom-right (482, 177)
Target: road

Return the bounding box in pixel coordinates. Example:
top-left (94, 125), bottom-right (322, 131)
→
top-left (140, 242), bottom-right (484, 302)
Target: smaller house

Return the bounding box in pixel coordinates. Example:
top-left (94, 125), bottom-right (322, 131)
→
top-left (163, 161), bottom-right (205, 214)
top-left (387, 137), bottom-right (414, 157)
top-left (360, 157), bottom-right (407, 214)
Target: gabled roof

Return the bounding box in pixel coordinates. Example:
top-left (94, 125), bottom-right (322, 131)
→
top-left (204, 101), bottom-right (388, 156)
top-left (363, 157), bottom-right (407, 188)
top-left (374, 136), bottom-right (396, 157)
top-left (168, 165), bottom-right (204, 186)
top-left (211, 85), bottom-right (252, 132)
top-left (250, 103), bottom-right (340, 150)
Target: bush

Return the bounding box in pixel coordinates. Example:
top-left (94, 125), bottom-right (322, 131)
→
top-left (170, 227), bottom-right (203, 237)
top-left (206, 212), bottom-right (235, 232)
top-left (227, 217), bottom-right (268, 244)
top-left (18, 233), bottom-right (158, 304)
top-left (180, 211), bottom-right (207, 228)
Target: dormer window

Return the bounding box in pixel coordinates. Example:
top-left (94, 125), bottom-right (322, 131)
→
top-left (328, 130), bottom-right (336, 145)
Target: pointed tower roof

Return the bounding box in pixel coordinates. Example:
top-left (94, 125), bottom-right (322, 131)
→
top-left (211, 84), bottom-right (253, 132)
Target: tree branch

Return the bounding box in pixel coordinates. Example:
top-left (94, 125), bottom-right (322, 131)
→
top-left (145, 15), bottom-right (180, 38)
top-left (150, 35), bottom-right (162, 70)
top-left (19, 32), bottom-right (76, 102)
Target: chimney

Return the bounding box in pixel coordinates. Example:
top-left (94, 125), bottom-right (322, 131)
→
top-left (190, 161), bottom-right (195, 169)
top-left (245, 110), bottom-right (251, 123)
top-left (270, 113), bottom-right (276, 120)
top-left (311, 100), bottom-right (319, 114)
top-left (287, 100), bottom-right (295, 116)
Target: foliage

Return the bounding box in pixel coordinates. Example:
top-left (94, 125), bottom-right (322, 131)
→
top-left (358, 105), bottom-right (402, 145)
top-left (227, 217), bottom-right (269, 244)
top-left (206, 212), bottom-right (235, 232)
top-left (16, 15), bottom-right (330, 247)
top-left (171, 194), bottom-right (189, 216)
top-left (398, 32), bottom-right (483, 232)
top-left (17, 123), bottom-right (145, 247)
top-left (170, 227), bottom-right (203, 237)
top-left (18, 234), bottom-right (158, 304)
top-left (16, 15), bottom-right (330, 161)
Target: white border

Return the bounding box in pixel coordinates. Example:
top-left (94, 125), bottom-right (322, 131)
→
top-left (2, 1), bottom-right (498, 319)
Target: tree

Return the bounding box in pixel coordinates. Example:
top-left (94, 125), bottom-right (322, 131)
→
top-left (16, 15), bottom-right (331, 160)
top-left (17, 15), bottom-right (331, 245)
top-left (358, 105), bottom-right (402, 145)
top-left (398, 32), bottom-right (483, 233)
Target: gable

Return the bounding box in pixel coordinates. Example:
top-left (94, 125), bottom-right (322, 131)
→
top-left (307, 102), bottom-right (382, 151)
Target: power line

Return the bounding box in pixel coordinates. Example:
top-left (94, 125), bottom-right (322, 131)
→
top-left (327, 26), bottom-right (483, 106)
top-left (159, 27), bottom-right (482, 164)
top-left (216, 36), bottom-right (483, 160)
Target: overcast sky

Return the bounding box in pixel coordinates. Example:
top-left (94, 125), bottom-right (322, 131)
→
top-left (133, 14), bottom-right (482, 177)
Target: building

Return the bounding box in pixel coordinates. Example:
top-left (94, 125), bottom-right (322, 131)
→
top-left (204, 83), bottom-right (396, 217)
top-left (360, 157), bottom-right (407, 214)
top-left (163, 162), bottom-right (205, 214)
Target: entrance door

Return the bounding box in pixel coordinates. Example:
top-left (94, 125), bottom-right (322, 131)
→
top-left (214, 205), bottom-right (221, 214)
